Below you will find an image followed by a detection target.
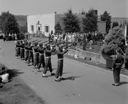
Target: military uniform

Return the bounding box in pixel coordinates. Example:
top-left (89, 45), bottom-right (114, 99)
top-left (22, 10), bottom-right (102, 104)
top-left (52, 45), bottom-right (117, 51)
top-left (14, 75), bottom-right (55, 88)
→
top-left (38, 44), bottom-right (45, 70)
top-left (15, 41), bottom-right (20, 57)
top-left (20, 41), bottom-right (24, 59)
top-left (125, 46), bottom-right (128, 69)
top-left (28, 43), bottom-right (33, 65)
top-left (42, 44), bottom-right (53, 77)
top-left (112, 54), bottom-right (124, 86)
top-left (24, 42), bottom-right (29, 61)
top-left (55, 45), bottom-right (68, 81)
top-left (22, 41), bottom-right (25, 59)
top-left (33, 43), bottom-right (39, 68)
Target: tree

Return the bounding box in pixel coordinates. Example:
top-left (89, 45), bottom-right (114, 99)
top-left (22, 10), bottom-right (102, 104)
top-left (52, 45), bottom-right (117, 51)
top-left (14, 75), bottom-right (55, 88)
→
top-left (102, 26), bottom-right (125, 57)
top-left (55, 23), bottom-right (62, 34)
top-left (0, 11), bottom-right (19, 35)
top-left (101, 11), bottom-right (111, 33)
top-left (63, 9), bottom-right (80, 33)
top-left (82, 9), bottom-right (98, 33)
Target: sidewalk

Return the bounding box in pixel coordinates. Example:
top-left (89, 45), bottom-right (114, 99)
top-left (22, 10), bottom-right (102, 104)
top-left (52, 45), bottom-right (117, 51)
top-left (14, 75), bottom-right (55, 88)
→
top-left (0, 40), bottom-right (128, 104)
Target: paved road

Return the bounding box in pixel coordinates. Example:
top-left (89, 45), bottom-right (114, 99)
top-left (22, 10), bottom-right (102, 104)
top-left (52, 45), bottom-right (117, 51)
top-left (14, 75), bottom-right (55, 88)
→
top-left (0, 40), bottom-right (128, 104)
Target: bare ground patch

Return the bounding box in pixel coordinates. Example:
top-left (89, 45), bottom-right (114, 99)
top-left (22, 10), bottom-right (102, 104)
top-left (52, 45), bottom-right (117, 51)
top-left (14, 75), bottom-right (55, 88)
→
top-left (0, 68), bottom-right (45, 104)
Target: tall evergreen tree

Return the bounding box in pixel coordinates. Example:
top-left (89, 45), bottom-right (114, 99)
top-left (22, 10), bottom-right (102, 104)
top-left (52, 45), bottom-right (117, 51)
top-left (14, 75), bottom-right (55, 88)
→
top-left (63, 9), bottom-right (80, 33)
top-left (0, 12), bottom-right (19, 35)
top-left (101, 11), bottom-right (111, 33)
top-left (82, 9), bottom-right (98, 33)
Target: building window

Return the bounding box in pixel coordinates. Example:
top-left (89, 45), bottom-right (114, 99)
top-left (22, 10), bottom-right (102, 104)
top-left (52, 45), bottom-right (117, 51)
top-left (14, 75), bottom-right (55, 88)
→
top-left (31, 25), bottom-right (34, 32)
top-left (45, 26), bottom-right (49, 32)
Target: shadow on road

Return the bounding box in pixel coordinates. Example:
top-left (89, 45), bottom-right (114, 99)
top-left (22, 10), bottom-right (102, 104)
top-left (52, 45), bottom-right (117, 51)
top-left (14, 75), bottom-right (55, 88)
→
top-left (6, 69), bottom-right (24, 80)
top-left (119, 81), bottom-right (128, 86)
top-left (61, 76), bottom-right (81, 81)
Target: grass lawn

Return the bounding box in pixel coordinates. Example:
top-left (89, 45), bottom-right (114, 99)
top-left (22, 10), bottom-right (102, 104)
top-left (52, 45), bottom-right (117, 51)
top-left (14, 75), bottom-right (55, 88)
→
top-left (0, 69), bottom-right (45, 104)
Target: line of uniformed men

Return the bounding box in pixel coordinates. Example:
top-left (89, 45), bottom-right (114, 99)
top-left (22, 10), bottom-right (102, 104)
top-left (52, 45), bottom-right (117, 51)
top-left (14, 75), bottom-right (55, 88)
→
top-left (15, 40), bottom-right (68, 81)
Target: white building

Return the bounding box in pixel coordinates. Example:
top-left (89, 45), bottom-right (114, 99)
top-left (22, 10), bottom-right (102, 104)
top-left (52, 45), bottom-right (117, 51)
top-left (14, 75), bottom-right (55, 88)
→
top-left (27, 13), bottom-right (59, 37)
top-left (27, 12), bottom-right (107, 37)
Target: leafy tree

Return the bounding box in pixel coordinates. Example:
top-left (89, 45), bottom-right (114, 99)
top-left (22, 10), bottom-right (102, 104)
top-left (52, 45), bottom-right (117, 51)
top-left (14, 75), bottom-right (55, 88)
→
top-left (101, 11), bottom-right (111, 33)
top-left (102, 26), bottom-right (125, 57)
top-left (63, 9), bottom-right (80, 33)
top-left (55, 23), bottom-right (62, 34)
top-left (82, 9), bottom-right (98, 33)
top-left (0, 11), bottom-right (19, 35)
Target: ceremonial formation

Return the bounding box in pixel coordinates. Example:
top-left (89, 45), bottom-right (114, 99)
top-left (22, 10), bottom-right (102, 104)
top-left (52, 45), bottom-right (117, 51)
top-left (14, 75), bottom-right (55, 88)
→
top-left (15, 39), bottom-right (68, 81)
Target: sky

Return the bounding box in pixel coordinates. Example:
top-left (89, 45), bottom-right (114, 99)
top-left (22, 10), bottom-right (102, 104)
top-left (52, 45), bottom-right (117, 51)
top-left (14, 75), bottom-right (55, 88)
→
top-left (0, 0), bottom-right (127, 17)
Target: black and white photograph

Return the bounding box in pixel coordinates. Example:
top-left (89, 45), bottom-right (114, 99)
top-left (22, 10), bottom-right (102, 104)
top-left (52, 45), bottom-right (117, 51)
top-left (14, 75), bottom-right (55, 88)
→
top-left (0, 0), bottom-right (128, 104)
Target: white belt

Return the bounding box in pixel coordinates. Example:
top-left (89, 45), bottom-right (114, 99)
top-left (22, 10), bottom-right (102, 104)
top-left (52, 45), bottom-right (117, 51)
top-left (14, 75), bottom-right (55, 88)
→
top-left (58, 58), bottom-right (63, 60)
top-left (45, 56), bottom-right (51, 58)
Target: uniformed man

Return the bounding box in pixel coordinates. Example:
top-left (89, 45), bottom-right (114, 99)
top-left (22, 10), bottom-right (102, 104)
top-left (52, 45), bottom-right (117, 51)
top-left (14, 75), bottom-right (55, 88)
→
top-left (125, 45), bottom-right (128, 70)
top-left (37, 43), bottom-right (45, 71)
top-left (42, 44), bottom-right (54, 77)
top-left (20, 40), bottom-right (24, 59)
top-left (18, 40), bottom-right (21, 57)
top-left (28, 42), bottom-right (33, 65)
top-left (55, 44), bottom-right (68, 81)
top-left (33, 42), bottom-right (39, 69)
top-left (15, 40), bottom-right (20, 57)
top-left (112, 50), bottom-right (124, 86)
top-left (21, 40), bottom-right (25, 59)
top-left (24, 41), bottom-right (29, 61)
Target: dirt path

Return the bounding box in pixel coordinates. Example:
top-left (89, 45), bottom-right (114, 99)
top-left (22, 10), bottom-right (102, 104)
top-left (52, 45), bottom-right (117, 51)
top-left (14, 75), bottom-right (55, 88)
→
top-left (0, 40), bottom-right (128, 104)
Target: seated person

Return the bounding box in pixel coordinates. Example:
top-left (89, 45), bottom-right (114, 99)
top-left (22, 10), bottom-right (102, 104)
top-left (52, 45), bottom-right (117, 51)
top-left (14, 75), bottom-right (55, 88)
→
top-left (0, 66), bottom-right (9, 83)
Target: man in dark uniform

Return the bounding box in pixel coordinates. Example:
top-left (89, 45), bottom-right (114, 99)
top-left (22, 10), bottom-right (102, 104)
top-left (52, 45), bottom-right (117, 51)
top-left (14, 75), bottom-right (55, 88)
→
top-left (33, 42), bottom-right (39, 69)
top-left (24, 41), bottom-right (29, 61)
top-left (20, 41), bottom-right (24, 59)
top-left (55, 44), bottom-right (68, 81)
top-left (42, 44), bottom-right (54, 77)
top-left (37, 43), bottom-right (45, 71)
top-left (112, 50), bottom-right (124, 86)
top-left (28, 42), bottom-right (33, 65)
top-left (15, 40), bottom-right (20, 57)
top-left (21, 40), bottom-right (25, 60)
top-left (125, 45), bottom-right (128, 70)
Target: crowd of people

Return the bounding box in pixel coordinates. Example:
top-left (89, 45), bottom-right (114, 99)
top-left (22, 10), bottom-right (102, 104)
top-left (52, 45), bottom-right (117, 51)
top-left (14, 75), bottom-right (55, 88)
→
top-left (15, 39), bottom-right (68, 81)
top-left (49, 32), bottom-right (104, 47)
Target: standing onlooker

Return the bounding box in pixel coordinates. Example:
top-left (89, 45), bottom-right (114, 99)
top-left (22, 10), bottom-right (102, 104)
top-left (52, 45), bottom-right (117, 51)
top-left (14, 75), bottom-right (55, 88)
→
top-left (112, 50), bottom-right (124, 86)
